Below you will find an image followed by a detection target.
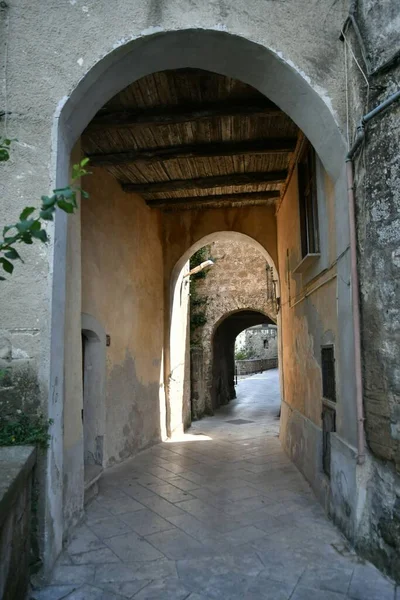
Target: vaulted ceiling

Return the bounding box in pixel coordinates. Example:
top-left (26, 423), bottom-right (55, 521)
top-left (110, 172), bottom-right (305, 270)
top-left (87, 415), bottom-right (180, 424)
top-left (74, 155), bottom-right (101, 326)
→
top-left (82, 68), bottom-right (300, 211)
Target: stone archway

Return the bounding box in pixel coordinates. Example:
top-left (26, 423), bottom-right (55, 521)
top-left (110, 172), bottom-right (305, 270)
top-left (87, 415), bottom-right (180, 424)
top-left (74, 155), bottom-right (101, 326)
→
top-left (169, 232), bottom-right (279, 430)
top-left (45, 29), bottom-right (351, 571)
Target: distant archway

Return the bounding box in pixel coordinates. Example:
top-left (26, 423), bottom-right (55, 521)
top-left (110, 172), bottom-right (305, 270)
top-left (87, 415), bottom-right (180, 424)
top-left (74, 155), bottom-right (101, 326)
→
top-left (211, 309), bottom-right (275, 411)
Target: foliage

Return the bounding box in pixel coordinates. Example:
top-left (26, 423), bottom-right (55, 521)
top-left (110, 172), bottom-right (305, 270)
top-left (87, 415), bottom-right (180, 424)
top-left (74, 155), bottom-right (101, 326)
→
top-left (0, 412), bottom-right (53, 449)
top-left (190, 312), bottom-right (207, 331)
top-left (189, 246), bottom-right (212, 339)
top-left (0, 138), bottom-right (90, 280)
top-left (191, 295), bottom-right (207, 308)
top-left (189, 246), bottom-right (210, 280)
top-left (0, 137), bottom-right (14, 162)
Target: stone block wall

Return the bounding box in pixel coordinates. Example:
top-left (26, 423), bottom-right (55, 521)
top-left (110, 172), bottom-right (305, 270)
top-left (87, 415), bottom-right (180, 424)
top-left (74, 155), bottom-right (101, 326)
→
top-left (0, 446), bottom-right (36, 600)
top-left (236, 358), bottom-right (278, 376)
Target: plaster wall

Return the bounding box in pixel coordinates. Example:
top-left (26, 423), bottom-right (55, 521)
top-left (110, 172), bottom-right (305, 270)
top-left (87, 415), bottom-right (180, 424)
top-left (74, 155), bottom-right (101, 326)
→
top-left (277, 164), bottom-right (339, 427)
top-left (169, 262), bottom-right (191, 436)
top-left (81, 167), bottom-right (165, 466)
top-left (164, 206), bottom-right (278, 280)
top-left (63, 190), bottom-right (84, 532)
top-left (276, 156), bottom-right (359, 511)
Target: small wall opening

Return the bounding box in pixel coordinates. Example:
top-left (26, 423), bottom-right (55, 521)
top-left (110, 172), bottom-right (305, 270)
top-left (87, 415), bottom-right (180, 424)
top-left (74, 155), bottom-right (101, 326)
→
top-left (81, 314), bottom-right (106, 494)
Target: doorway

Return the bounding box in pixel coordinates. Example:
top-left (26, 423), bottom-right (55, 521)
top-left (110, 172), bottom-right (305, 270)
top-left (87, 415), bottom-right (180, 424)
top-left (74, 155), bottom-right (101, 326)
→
top-left (81, 313), bottom-right (106, 499)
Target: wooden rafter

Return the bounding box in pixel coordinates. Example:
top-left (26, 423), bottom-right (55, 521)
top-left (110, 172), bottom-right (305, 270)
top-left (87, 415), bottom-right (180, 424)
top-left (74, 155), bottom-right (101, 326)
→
top-left (86, 138), bottom-right (297, 166)
top-left (145, 191), bottom-right (280, 207)
top-left (121, 171), bottom-right (288, 194)
top-left (86, 99), bottom-right (282, 130)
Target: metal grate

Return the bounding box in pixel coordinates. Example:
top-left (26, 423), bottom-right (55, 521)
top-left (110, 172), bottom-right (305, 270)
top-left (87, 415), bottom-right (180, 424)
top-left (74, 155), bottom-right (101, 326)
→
top-left (322, 405), bottom-right (336, 477)
top-left (321, 345), bottom-right (336, 402)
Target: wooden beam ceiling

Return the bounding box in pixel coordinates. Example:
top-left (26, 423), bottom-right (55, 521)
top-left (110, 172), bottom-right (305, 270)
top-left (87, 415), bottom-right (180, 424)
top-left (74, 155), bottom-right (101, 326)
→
top-left (86, 99), bottom-right (282, 131)
top-left (86, 138), bottom-right (297, 166)
top-left (146, 191), bottom-right (281, 207)
top-left (121, 170), bottom-right (288, 194)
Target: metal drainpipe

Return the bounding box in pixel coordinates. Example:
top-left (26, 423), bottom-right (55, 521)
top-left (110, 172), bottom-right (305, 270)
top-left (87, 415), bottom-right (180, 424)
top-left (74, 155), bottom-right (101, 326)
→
top-left (346, 89), bottom-right (400, 465)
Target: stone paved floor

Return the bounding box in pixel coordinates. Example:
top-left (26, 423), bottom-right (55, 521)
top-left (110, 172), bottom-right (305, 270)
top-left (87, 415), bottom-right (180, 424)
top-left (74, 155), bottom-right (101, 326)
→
top-left (32, 370), bottom-right (397, 600)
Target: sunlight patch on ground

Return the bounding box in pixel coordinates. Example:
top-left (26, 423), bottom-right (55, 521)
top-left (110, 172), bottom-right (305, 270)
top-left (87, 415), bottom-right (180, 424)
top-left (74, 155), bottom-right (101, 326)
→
top-left (166, 432), bottom-right (212, 442)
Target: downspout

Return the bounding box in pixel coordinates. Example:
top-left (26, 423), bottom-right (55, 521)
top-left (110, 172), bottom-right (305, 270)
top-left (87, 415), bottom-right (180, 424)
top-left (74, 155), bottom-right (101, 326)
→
top-left (346, 89), bottom-right (400, 465)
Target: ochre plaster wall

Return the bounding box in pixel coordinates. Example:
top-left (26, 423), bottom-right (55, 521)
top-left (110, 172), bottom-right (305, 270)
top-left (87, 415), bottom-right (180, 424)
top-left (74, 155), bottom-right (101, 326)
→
top-left (163, 205), bottom-right (278, 279)
top-left (277, 163), bottom-right (338, 428)
top-left (81, 167), bottom-right (165, 466)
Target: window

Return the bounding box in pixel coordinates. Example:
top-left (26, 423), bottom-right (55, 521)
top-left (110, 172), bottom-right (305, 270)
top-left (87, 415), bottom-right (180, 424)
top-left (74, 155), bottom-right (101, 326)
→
top-left (321, 345), bottom-right (336, 402)
top-left (298, 144), bottom-right (320, 258)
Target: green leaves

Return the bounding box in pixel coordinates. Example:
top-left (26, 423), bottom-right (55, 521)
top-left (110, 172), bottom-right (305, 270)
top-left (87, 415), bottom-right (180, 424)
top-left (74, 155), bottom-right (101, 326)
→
top-left (0, 138), bottom-right (14, 162)
top-left (31, 229), bottom-right (48, 243)
top-left (1, 156), bottom-right (91, 280)
top-left (0, 412), bottom-right (53, 450)
top-left (19, 206), bottom-right (36, 220)
top-left (71, 157), bottom-right (91, 181)
top-left (4, 247), bottom-right (21, 261)
top-left (0, 257), bottom-right (14, 274)
top-left (56, 199), bottom-right (75, 213)
top-left (39, 208), bottom-right (54, 221)
top-left (16, 218), bottom-right (36, 233)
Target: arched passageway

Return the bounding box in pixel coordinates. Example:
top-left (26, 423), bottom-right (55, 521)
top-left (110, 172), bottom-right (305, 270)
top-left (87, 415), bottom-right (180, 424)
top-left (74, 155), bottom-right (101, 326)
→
top-left (171, 232), bottom-right (278, 423)
top-left (211, 310), bottom-right (275, 411)
top-left (36, 28), bottom-right (358, 576)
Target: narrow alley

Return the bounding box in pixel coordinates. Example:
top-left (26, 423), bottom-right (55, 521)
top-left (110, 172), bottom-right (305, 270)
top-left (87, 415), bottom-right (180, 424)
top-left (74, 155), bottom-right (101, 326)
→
top-left (32, 371), bottom-right (396, 600)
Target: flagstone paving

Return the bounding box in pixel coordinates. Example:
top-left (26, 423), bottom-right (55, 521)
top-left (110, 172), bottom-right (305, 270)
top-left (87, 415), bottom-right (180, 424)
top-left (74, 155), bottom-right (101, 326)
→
top-left (32, 370), bottom-right (397, 599)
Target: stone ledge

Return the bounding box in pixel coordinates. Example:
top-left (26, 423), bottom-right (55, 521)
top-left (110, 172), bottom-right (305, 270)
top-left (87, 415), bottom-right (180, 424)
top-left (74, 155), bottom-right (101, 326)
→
top-left (0, 446), bottom-right (36, 529)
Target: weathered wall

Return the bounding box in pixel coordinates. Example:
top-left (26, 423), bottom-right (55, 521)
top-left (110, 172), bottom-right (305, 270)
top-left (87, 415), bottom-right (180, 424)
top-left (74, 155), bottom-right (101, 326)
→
top-left (354, 3), bottom-right (400, 468)
top-left (278, 161), bottom-right (338, 425)
top-left (236, 357), bottom-right (278, 375)
top-left (347, 0), bottom-right (400, 579)
top-left (81, 167), bottom-right (165, 466)
top-left (277, 153), bottom-right (345, 507)
top-left (0, 446), bottom-right (36, 600)
top-left (192, 240), bottom-right (276, 340)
